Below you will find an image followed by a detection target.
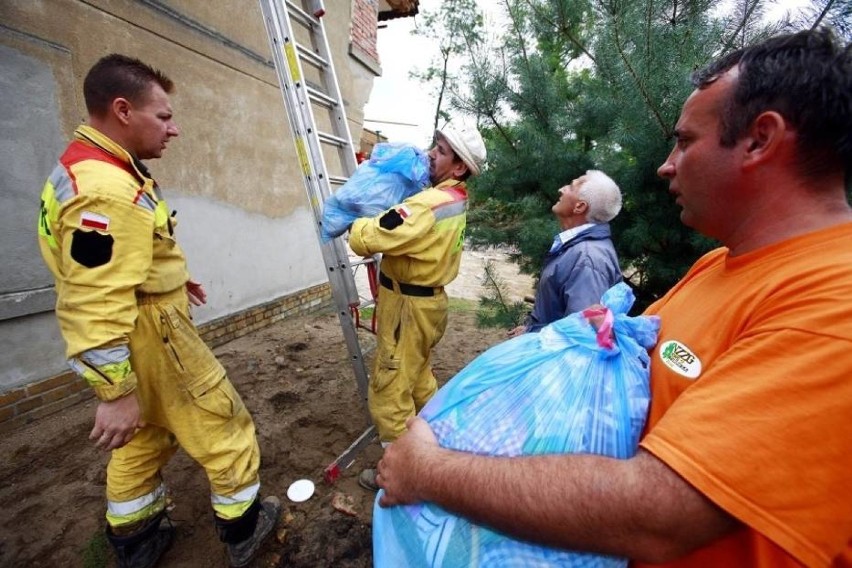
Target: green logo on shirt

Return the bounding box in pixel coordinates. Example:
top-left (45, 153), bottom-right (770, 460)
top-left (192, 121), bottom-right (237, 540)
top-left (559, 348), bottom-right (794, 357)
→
top-left (659, 340), bottom-right (702, 379)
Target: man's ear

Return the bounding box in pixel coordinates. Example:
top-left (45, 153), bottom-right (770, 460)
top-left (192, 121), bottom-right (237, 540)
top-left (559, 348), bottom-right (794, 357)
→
top-left (112, 97), bottom-right (132, 126)
top-left (742, 111), bottom-right (788, 168)
top-left (451, 160), bottom-right (469, 179)
top-left (574, 200), bottom-right (589, 215)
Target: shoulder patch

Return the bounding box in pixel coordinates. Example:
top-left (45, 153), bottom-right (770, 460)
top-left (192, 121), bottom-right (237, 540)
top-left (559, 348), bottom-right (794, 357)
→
top-left (379, 208), bottom-right (405, 230)
top-left (71, 229), bottom-right (114, 268)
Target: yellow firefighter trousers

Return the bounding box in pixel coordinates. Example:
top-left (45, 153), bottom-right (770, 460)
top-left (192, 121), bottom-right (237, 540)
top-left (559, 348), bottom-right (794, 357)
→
top-left (370, 282), bottom-right (449, 442)
top-left (105, 288), bottom-right (260, 528)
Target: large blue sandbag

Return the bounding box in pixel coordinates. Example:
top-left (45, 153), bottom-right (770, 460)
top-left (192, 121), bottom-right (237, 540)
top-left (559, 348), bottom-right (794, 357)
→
top-left (373, 282), bottom-right (660, 568)
top-left (320, 142), bottom-right (429, 242)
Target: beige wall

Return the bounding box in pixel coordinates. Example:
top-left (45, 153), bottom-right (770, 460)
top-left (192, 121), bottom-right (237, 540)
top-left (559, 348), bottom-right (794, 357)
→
top-left (0, 0), bottom-right (381, 392)
top-left (2, 0), bottom-right (374, 214)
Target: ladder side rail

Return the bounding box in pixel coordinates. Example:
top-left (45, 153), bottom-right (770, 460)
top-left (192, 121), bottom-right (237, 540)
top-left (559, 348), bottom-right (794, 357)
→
top-left (259, 0), bottom-right (359, 303)
top-left (295, 5), bottom-right (381, 335)
top-left (260, 2), bottom-right (335, 215)
top-left (259, 0), bottom-right (361, 305)
top-left (323, 243), bottom-right (371, 399)
top-left (308, 9), bottom-right (359, 177)
top-left (259, 0), bottom-right (369, 398)
top-left (275, 2), bottom-right (378, 323)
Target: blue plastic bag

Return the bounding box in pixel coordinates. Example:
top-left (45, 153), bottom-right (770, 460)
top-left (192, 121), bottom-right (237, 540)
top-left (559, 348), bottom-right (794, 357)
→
top-left (373, 282), bottom-right (660, 568)
top-left (320, 142), bottom-right (430, 242)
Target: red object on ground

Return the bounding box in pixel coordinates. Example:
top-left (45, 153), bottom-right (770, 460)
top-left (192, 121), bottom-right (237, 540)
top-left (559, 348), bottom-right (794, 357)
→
top-left (323, 463), bottom-right (340, 484)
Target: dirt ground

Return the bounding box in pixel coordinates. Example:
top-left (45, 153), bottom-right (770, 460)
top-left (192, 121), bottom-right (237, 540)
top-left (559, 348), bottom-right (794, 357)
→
top-left (0, 248), bottom-right (533, 568)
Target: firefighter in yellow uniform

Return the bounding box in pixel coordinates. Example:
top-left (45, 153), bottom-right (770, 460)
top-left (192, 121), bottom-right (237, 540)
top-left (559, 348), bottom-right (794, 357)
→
top-left (349, 126), bottom-right (487, 491)
top-left (37, 54), bottom-right (279, 568)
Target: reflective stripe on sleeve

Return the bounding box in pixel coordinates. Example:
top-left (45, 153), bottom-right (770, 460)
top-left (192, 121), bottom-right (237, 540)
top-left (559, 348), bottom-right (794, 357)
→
top-left (81, 345), bottom-right (131, 366)
top-left (38, 164), bottom-right (74, 250)
top-left (432, 200), bottom-right (466, 221)
top-left (68, 356), bottom-right (132, 388)
top-left (49, 164), bottom-right (77, 203)
top-left (135, 190), bottom-right (157, 213)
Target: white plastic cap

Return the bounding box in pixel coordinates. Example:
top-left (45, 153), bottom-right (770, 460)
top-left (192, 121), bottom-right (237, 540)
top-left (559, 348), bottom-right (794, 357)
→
top-left (436, 126), bottom-right (487, 176)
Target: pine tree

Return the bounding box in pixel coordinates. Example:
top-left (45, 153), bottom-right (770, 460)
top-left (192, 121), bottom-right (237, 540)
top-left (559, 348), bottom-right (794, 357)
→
top-left (416, 0), bottom-right (833, 311)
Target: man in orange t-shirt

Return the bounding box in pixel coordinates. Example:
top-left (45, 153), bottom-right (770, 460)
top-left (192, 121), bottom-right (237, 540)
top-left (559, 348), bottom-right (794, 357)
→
top-left (373, 28), bottom-right (852, 566)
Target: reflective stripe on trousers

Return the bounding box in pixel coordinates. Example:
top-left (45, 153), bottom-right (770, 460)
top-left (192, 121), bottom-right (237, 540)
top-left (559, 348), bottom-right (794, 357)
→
top-left (107, 483), bottom-right (167, 527)
top-left (106, 288), bottom-right (261, 528)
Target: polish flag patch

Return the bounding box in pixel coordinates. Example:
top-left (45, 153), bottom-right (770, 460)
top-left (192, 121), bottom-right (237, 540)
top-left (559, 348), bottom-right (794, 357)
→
top-left (397, 205), bottom-right (412, 219)
top-left (80, 211), bottom-right (110, 231)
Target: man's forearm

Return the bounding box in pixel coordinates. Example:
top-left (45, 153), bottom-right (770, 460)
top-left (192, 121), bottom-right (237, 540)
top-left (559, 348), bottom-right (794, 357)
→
top-left (410, 448), bottom-right (738, 562)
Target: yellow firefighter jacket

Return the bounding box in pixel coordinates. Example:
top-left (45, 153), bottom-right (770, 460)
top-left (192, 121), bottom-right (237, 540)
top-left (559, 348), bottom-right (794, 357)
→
top-left (38, 125), bottom-right (189, 400)
top-left (348, 179), bottom-right (468, 287)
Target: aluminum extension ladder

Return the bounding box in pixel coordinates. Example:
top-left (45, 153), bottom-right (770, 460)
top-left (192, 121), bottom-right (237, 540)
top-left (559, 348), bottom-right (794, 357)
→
top-left (258, 0), bottom-right (378, 483)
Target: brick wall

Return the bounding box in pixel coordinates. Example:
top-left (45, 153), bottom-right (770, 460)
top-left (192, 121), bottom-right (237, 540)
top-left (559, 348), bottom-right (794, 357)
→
top-left (0, 283), bottom-right (332, 434)
top-left (351, 0), bottom-right (379, 63)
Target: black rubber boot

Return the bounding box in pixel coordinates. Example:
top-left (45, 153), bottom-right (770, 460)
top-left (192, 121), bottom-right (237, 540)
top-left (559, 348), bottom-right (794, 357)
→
top-left (216, 496), bottom-right (281, 568)
top-left (106, 510), bottom-right (175, 568)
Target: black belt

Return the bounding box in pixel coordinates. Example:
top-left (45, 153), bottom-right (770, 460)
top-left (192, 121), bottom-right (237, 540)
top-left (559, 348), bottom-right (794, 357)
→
top-left (379, 271), bottom-right (439, 297)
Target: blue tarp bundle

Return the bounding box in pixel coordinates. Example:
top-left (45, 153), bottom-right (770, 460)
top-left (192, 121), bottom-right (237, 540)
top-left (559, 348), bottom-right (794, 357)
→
top-left (373, 282), bottom-right (660, 568)
top-left (320, 142), bottom-right (430, 242)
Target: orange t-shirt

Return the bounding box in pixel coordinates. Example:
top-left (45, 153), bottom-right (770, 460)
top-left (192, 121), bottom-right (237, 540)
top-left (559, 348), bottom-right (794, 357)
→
top-left (636, 222), bottom-right (852, 567)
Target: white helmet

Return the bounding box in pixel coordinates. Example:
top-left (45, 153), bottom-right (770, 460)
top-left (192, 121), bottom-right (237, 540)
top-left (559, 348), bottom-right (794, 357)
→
top-left (436, 126), bottom-right (487, 176)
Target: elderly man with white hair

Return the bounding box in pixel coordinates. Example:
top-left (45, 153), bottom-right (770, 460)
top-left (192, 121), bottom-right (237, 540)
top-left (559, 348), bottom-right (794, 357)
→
top-left (509, 170), bottom-right (623, 337)
top-left (348, 125), bottom-right (487, 490)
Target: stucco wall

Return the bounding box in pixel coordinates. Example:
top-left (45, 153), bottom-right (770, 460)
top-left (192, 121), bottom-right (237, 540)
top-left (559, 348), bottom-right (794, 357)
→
top-left (0, 0), bottom-right (380, 394)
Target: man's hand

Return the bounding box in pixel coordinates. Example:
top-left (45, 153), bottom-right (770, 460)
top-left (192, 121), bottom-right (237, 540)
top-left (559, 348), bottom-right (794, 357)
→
top-left (186, 279), bottom-right (207, 306)
top-left (90, 393), bottom-right (144, 451)
top-left (507, 325), bottom-right (527, 338)
top-left (377, 416), bottom-right (440, 507)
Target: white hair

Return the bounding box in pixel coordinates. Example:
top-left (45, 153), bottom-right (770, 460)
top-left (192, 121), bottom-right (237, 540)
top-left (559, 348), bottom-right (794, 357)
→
top-left (577, 170), bottom-right (622, 223)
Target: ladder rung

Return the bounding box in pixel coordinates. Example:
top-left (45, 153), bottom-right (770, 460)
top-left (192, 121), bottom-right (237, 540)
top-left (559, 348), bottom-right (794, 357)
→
top-left (349, 257), bottom-right (377, 267)
top-left (318, 131), bottom-right (348, 147)
top-left (296, 43), bottom-right (327, 69)
top-left (285, 0), bottom-right (318, 27)
top-left (307, 85), bottom-right (337, 108)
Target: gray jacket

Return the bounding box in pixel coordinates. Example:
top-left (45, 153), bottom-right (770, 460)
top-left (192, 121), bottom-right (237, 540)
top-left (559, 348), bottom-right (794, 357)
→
top-left (526, 223), bottom-right (622, 332)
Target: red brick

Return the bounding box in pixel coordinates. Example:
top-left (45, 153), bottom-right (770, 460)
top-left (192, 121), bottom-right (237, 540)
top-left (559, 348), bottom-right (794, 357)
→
top-left (0, 404), bottom-right (16, 422)
top-left (25, 393), bottom-right (87, 421)
top-left (17, 395), bottom-right (44, 414)
top-left (69, 377), bottom-right (89, 393)
top-left (0, 388), bottom-right (25, 408)
top-left (41, 384), bottom-right (77, 404)
top-left (26, 372), bottom-right (77, 396)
